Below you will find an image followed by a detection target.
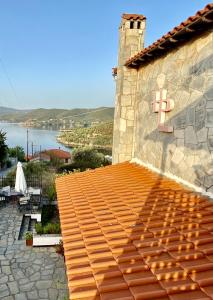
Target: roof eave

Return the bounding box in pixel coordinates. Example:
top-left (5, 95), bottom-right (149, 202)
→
top-left (125, 7), bottom-right (213, 69)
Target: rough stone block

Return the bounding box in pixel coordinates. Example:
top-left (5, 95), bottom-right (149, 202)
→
top-left (126, 109), bottom-right (135, 121)
top-left (206, 101), bottom-right (213, 109)
top-left (208, 137), bottom-right (213, 149)
top-left (174, 112), bottom-right (187, 129)
top-left (39, 289), bottom-right (49, 298)
top-left (186, 107), bottom-right (195, 125)
top-left (196, 127), bottom-right (208, 143)
top-left (35, 280), bottom-right (52, 290)
top-left (171, 148), bottom-right (184, 165)
top-left (195, 109), bottom-right (205, 131)
top-left (119, 118), bottom-right (126, 132)
top-left (15, 294), bottom-right (27, 300)
top-left (190, 76), bottom-right (205, 92)
top-left (121, 107), bottom-right (127, 119)
top-left (127, 120), bottom-right (134, 126)
top-left (176, 139), bottom-right (184, 147)
top-left (208, 128), bottom-right (213, 136)
top-left (204, 175), bottom-right (213, 188)
top-left (120, 95), bottom-right (132, 106)
top-left (185, 126), bottom-right (197, 145)
top-left (8, 281), bottom-right (19, 295)
top-left (206, 109), bottom-right (213, 127)
top-left (119, 153), bottom-right (132, 162)
top-left (48, 288), bottom-right (59, 300)
top-left (174, 129), bottom-right (184, 139)
top-left (205, 86), bottom-right (213, 100)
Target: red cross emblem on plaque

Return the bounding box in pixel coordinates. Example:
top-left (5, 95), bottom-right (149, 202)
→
top-left (152, 89), bottom-right (174, 132)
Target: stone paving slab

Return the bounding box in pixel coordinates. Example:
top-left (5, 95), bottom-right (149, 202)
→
top-left (0, 204), bottom-right (68, 300)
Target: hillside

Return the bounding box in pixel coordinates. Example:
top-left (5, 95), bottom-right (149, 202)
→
top-left (57, 122), bottom-right (113, 150)
top-left (0, 106), bottom-right (30, 116)
top-left (0, 107), bottom-right (114, 123)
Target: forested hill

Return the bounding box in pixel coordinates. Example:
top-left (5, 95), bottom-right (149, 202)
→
top-left (57, 122), bottom-right (113, 149)
top-left (0, 106), bottom-right (30, 116)
top-left (0, 107), bottom-right (114, 123)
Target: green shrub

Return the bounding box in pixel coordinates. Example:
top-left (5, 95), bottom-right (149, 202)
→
top-left (35, 222), bottom-right (61, 235)
top-left (23, 161), bottom-right (48, 178)
top-left (43, 223), bottom-right (61, 234)
top-left (41, 205), bottom-right (55, 226)
top-left (46, 183), bottom-right (56, 202)
top-left (6, 160), bottom-right (12, 168)
top-left (35, 223), bottom-right (43, 235)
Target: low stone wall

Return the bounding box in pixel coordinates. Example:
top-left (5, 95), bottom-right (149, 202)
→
top-left (33, 233), bottom-right (62, 246)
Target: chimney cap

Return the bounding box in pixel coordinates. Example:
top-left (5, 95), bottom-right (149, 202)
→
top-left (122, 14), bottom-right (146, 21)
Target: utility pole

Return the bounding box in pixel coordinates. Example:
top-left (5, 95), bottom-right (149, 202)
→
top-left (26, 129), bottom-right (29, 162)
top-left (39, 145), bottom-right (41, 161)
top-left (31, 142), bottom-right (34, 157)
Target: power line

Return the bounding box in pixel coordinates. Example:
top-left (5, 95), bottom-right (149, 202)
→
top-left (0, 57), bottom-right (19, 103)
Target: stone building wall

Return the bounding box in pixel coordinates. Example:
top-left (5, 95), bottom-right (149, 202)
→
top-left (132, 29), bottom-right (213, 192)
top-left (112, 16), bottom-right (146, 163)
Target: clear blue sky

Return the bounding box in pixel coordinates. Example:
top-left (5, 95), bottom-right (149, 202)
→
top-left (0, 0), bottom-right (209, 109)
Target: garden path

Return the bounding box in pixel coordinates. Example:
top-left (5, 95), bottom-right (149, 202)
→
top-left (0, 204), bottom-right (68, 300)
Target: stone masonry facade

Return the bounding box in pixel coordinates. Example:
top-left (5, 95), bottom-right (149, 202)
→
top-left (113, 16), bottom-right (146, 163)
top-left (113, 13), bottom-right (213, 193)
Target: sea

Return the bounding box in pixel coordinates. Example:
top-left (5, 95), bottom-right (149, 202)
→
top-left (0, 122), bottom-right (70, 154)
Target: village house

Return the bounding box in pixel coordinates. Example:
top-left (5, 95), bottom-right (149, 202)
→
top-left (56, 4), bottom-right (213, 300)
top-left (30, 148), bottom-right (71, 164)
top-left (44, 149), bottom-right (71, 164)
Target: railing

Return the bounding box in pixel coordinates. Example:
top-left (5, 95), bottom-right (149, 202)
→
top-left (0, 176), bottom-right (42, 189)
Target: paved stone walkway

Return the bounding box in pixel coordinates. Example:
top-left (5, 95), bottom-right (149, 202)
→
top-left (0, 204), bottom-right (69, 300)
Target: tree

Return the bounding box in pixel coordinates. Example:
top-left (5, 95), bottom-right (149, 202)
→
top-left (8, 146), bottom-right (25, 162)
top-left (0, 130), bottom-right (8, 168)
top-left (72, 147), bottom-right (105, 169)
top-left (58, 147), bottom-right (110, 173)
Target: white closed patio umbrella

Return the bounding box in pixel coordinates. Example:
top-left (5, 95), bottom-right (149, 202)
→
top-left (15, 162), bottom-right (27, 194)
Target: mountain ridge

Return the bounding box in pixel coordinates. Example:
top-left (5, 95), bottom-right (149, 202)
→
top-left (0, 106), bottom-right (114, 123)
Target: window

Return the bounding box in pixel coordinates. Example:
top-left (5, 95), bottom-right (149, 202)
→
top-left (137, 21), bottom-right (141, 29)
top-left (130, 21), bottom-right (134, 29)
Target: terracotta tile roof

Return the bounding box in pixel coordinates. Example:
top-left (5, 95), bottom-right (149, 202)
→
top-left (126, 3), bottom-right (213, 68)
top-left (122, 14), bottom-right (146, 21)
top-left (56, 162), bottom-right (213, 300)
top-left (44, 149), bottom-right (71, 159)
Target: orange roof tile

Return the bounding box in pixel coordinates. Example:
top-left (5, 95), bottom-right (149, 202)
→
top-left (56, 162), bottom-right (213, 300)
top-left (126, 3), bottom-right (213, 68)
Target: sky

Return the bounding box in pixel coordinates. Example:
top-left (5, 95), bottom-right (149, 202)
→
top-left (0, 0), bottom-right (210, 109)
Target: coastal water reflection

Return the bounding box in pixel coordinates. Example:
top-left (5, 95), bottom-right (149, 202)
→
top-left (0, 122), bottom-right (70, 153)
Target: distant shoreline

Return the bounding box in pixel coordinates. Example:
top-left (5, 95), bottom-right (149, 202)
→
top-left (56, 136), bottom-right (112, 151)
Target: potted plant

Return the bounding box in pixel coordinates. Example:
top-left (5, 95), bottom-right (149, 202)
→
top-left (25, 231), bottom-right (33, 246)
top-left (55, 240), bottom-right (64, 256)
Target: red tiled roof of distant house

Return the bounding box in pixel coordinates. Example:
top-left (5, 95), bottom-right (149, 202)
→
top-left (122, 14), bottom-right (146, 21)
top-left (32, 153), bottom-right (50, 160)
top-left (25, 155), bottom-right (33, 161)
top-left (125, 3), bottom-right (213, 68)
top-left (44, 149), bottom-right (71, 159)
top-left (56, 162), bottom-right (213, 300)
